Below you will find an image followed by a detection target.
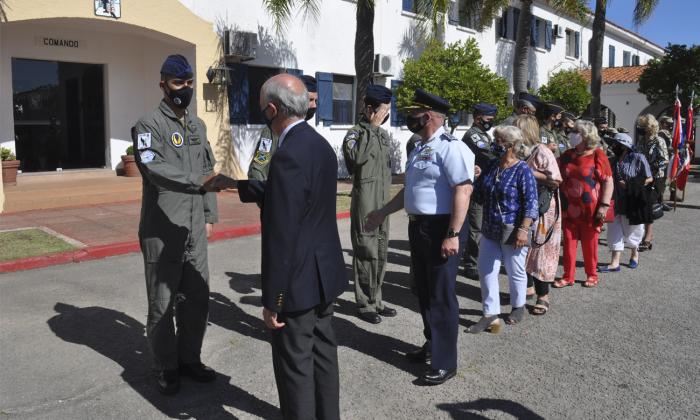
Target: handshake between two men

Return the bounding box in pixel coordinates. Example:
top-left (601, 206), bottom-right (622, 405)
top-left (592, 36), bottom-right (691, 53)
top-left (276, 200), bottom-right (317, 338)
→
top-left (201, 173), bottom-right (237, 193)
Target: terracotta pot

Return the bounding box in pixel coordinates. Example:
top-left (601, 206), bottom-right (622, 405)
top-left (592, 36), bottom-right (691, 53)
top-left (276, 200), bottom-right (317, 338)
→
top-left (121, 155), bottom-right (140, 177)
top-left (2, 159), bottom-right (20, 185)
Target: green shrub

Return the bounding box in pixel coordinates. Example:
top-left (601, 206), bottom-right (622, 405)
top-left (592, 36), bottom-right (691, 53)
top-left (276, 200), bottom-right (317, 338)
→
top-left (125, 145), bottom-right (135, 156)
top-left (537, 69), bottom-right (592, 116)
top-left (1, 147), bottom-right (16, 161)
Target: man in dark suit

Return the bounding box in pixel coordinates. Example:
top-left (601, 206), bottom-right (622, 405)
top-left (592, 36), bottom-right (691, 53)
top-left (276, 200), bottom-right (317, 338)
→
top-left (258, 74), bottom-right (346, 420)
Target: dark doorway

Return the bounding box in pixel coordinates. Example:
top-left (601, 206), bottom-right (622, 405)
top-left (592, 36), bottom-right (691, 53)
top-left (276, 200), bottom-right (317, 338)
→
top-left (12, 58), bottom-right (106, 172)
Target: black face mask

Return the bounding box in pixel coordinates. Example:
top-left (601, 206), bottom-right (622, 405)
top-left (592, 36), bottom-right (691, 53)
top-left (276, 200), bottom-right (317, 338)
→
top-left (166, 86), bottom-right (193, 109)
top-left (491, 143), bottom-right (509, 158)
top-left (382, 114), bottom-right (390, 125)
top-left (406, 114), bottom-right (429, 133)
top-left (554, 120), bottom-right (562, 129)
top-left (480, 119), bottom-right (493, 131)
top-left (261, 105), bottom-right (276, 129)
top-left (305, 107), bottom-right (316, 121)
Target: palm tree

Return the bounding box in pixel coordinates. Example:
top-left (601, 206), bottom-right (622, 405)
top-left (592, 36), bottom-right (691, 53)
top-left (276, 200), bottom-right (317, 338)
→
top-left (0, 0), bottom-right (8, 22)
top-left (262, 0), bottom-right (447, 122)
top-left (589, 0), bottom-right (659, 117)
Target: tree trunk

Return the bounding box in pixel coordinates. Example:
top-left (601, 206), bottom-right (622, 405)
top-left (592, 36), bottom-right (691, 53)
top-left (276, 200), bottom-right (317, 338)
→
top-left (512, 0), bottom-right (533, 97)
top-left (589, 0), bottom-right (607, 117)
top-left (354, 0), bottom-right (375, 123)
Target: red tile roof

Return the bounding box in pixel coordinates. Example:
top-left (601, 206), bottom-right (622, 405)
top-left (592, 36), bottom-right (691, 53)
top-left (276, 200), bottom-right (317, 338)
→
top-left (579, 65), bottom-right (648, 85)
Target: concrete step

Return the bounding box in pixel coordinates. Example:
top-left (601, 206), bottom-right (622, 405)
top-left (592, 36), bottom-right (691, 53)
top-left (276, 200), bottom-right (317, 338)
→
top-left (17, 169), bottom-right (117, 186)
top-left (3, 176), bottom-right (142, 213)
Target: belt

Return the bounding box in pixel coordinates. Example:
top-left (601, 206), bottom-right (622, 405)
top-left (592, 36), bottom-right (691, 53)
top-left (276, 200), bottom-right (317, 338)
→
top-left (407, 214), bottom-right (450, 222)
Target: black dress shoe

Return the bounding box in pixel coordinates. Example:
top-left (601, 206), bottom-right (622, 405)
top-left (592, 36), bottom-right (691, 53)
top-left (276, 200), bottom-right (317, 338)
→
top-left (358, 311), bottom-right (382, 324)
top-left (377, 306), bottom-right (397, 317)
top-left (405, 342), bottom-right (431, 363)
top-left (464, 267), bottom-right (479, 280)
top-left (157, 369), bottom-right (180, 395)
top-left (179, 363), bottom-right (217, 383)
top-left (422, 368), bottom-right (456, 385)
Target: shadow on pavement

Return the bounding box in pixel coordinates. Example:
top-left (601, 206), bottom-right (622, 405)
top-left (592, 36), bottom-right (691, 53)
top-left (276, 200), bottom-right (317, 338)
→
top-left (436, 398), bottom-right (545, 419)
top-left (47, 302), bottom-right (280, 419)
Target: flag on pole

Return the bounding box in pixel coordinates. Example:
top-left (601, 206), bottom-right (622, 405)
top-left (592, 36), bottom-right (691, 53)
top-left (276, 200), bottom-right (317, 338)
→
top-left (668, 97), bottom-right (683, 181)
top-left (676, 95), bottom-right (694, 191)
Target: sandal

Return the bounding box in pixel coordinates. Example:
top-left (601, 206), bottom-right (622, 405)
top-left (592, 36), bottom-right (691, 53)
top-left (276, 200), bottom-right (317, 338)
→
top-left (506, 307), bottom-right (525, 325)
top-left (583, 277), bottom-right (599, 288)
top-left (638, 241), bottom-right (653, 252)
top-left (467, 315), bottom-right (503, 334)
top-left (553, 278), bottom-right (574, 288)
top-left (531, 298), bottom-right (550, 315)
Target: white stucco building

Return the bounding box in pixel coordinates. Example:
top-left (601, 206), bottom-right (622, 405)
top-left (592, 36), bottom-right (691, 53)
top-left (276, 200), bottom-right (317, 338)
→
top-left (0, 0), bottom-right (665, 189)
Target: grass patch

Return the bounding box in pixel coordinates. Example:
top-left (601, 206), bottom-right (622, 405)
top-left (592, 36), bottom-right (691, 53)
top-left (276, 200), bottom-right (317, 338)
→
top-left (0, 229), bottom-right (78, 262)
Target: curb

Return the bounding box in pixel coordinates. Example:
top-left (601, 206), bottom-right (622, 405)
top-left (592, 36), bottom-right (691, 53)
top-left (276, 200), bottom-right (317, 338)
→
top-left (0, 211), bottom-right (352, 274)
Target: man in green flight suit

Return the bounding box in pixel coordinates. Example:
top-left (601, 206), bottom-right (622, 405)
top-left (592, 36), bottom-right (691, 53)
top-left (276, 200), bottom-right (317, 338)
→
top-left (460, 102), bottom-right (497, 280)
top-left (539, 103), bottom-right (564, 157)
top-left (248, 75), bottom-right (318, 183)
top-left (343, 84), bottom-right (396, 324)
top-left (132, 54), bottom-right (222, 395)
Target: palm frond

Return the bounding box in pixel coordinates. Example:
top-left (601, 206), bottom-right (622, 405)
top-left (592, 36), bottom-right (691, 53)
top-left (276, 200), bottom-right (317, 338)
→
top-left (633, 0), bottom-right (659, 26)
top-left (0, 0), bottom-right (8, 22)
top-left (297, 0), bottom-right (322, 26)
top-left (548, 0), bottom-right (590, 23)
top-left (261, 0), bottom-right (295, 33)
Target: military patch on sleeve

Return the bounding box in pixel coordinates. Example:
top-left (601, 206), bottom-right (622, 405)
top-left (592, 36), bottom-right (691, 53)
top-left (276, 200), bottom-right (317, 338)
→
top-left (541, 136), bottom-right (549, 144)
top-left (346, 139), bottom-right (357, 149)
top-left (137, 133), bottom-right (151, 150)
top-left (253, 151), bottom-right (270, 165)
top-left (477, 140), bottom-right (487, 149)
top-left (140, 150), bottom-right (155, 164)
top-left (471, 133), bottom-right (481, 142)
top-left (258, 138), bottom-right (273, 153)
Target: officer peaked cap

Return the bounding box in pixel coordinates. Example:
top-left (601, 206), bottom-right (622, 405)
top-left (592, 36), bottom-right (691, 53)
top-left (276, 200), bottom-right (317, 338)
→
top-left (473, 102), bottom-right (498, 116)
top-left (300, 75), bottom-right (317, 93)
top-left (161, 54), bottom-right (193, 79)
top-left (517, 92), bottom-right (542, 110)
top-left (404, 88), bottom-right (451, 114)
top-left (544, 103), bottom-right (564, 117)
top-left (365, 84), bottom-right (392, 105)
top-left (594, 116), bottom-right (608, 125)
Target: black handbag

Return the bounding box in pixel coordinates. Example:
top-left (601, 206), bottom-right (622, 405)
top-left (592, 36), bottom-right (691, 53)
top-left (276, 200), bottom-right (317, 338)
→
top-left (537, 184), bottom-right (554, 216)
top-left (651, 202), bottom-right (664, 220)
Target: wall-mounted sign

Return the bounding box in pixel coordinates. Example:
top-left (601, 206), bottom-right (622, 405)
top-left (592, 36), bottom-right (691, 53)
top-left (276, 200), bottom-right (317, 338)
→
top-left (94, 0), bottom-right (121, 19)
top-left (36, 37), bottom-right (83, 49)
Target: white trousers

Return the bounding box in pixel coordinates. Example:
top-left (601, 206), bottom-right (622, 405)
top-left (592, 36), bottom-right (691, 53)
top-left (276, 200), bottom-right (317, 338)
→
top-left (607, 215), bottom-right (645, 252)
top-left (477, 237), bottom-right (528, 316)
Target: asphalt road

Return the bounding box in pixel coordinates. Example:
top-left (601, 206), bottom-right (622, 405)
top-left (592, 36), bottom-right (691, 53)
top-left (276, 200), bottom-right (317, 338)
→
top-left (2, 180), bottom-right (699, 419)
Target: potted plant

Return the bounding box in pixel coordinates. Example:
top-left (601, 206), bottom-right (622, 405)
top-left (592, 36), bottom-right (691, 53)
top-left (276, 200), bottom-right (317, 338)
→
top-left (121, 145), bottom-right (140, 177)
top-left (1, 147), bottom-right (20, 186)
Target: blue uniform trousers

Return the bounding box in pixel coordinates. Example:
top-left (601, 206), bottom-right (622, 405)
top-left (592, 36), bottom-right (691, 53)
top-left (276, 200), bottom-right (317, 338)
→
top-left (408, 215), bottom-right (466, 371)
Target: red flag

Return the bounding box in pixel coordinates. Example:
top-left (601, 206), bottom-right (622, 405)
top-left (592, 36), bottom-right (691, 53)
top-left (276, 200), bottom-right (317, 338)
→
top-left (668, 98), bottom-right (683, 180)
top-left (676, 102), bottom-right (694, 190)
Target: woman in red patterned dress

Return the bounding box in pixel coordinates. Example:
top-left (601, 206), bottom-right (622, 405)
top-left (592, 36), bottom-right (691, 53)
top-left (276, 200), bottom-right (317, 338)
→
top-left (554, 120), bottom-right (614, 288)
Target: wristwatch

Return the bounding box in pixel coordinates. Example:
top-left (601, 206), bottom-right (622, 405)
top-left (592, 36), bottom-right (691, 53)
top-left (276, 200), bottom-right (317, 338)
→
top-left (446, 228), bottom-right (459, 238)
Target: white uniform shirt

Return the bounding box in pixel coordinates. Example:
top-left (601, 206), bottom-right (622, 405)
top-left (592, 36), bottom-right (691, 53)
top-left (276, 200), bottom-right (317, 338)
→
top-left (404, 126), bottom-right (475, 215)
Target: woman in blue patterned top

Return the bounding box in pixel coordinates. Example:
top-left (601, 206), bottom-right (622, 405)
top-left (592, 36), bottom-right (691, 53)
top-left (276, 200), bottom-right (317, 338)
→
top-left (599, 132), bottom-right (653, 272)
top-left (469, 126), bottom-right (539, 333)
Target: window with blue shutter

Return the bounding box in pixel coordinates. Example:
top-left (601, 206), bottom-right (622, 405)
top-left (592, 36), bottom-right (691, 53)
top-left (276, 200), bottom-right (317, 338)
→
top-left (574, 31), bottom-right (580, 58)
top-left (530, 17), bottom-right (538, 47)
top-left (511, 8), bottom-right (520, 41)
top-left (228, 63), bottom-right (249, 124)
top-left (544, 20), bottom-right (552, 51)
top-left (390, 80), bottom-right (406, 127)
top-left (448, 0), bottom-right (459, 25)
top-left (316, 72), bottom-right (333, 127)
top-left (623, 51), bottom-right (631, 66)
top-left (402, 0), bottom-right (413, 12)
top-left (632, 54), bottom-right (640, 66)
top-left (499, 10), bottom-right (508, 38)
top-left (285, 68), bottom-right (303, 76)
top-left (609, 45), bottom-right (615, 67)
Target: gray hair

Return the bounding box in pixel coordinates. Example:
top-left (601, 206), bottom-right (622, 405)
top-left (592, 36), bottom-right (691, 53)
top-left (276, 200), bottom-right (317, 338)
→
top-left (574, 120), bottom-right (601, 149)
top-left (493, 125), bottom-right (529, 157)
top-left (261, 76), bottom-right (309, 119)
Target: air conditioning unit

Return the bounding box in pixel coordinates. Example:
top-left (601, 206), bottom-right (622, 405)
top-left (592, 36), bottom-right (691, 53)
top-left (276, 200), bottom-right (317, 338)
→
top-left (224, 30), bottom-right (258, 62)
top-left (373, 54), bottom-right (396, 76)
top-left (554, 24), bottom-right (564, 38)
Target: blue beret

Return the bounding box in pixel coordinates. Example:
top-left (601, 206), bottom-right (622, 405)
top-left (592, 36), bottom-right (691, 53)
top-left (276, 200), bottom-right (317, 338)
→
top-left (365, 85), bottom-right (392, 105)
top-left (473, 102), bottom-right (497, 116)
top-left (407, 88), bottom-right (451, 114)
top-left (517, 92), bottom-right (542, 110)
top-left (544, 103), bottom-right (564, 116)
top-left (299, 75), bottom-right (317, 93)
top-left (160, 54), bottom-right (193, 79)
